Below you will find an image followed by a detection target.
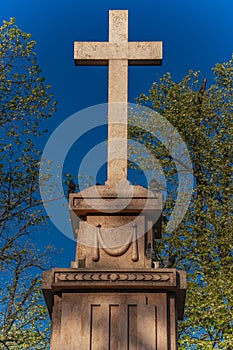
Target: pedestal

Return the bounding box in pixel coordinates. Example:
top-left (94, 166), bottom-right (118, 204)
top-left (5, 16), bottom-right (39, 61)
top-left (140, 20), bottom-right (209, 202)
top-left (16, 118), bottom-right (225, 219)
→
top-left (43, 268), bottom-right (186, 350)
top-left (43, 184), bottom-right (186, 349)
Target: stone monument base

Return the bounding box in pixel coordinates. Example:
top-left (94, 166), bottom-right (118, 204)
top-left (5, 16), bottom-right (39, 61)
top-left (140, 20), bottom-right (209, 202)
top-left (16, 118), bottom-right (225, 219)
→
top-left (43, 268), bottom-right (186, 350)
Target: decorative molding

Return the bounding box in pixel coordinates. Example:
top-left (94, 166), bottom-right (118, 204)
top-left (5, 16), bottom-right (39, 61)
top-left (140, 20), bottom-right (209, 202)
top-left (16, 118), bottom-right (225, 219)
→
top-left (55, 271), bottom-right (171, 283)
top-left (92, 224), bottom-right (139, 262)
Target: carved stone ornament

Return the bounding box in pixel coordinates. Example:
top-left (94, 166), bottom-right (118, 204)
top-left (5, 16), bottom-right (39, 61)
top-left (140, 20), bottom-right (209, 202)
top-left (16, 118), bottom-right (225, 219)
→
top-left (54, 270), bottom-right (174, 285)
top-left (92, 224), bottom-right (138, 262)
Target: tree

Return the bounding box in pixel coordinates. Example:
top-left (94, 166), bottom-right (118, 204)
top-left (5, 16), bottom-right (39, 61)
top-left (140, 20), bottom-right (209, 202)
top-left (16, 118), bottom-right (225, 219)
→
top-left (0, 18), bottom-right (56, 349)
top-left (129, 56), bottom-right (233, 348)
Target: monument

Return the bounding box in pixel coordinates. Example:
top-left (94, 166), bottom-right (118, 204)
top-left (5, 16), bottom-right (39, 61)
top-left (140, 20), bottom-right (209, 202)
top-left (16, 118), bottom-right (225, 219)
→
top-left (43, 10), bottom-right (186, 349)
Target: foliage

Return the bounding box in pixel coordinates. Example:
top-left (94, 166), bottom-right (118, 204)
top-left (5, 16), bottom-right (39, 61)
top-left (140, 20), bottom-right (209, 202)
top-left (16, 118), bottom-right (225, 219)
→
top-left (0, 248), bottom-right (51, 349)
top-left (130, 56), bottom-right (233, 348)
top-left (0, 18), bottom-right (56, 349)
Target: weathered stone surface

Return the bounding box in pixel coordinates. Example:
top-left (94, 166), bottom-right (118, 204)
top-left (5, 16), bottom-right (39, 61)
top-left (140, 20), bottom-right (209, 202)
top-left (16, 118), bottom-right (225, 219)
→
top-left (43, 268), bottom-right (186, 350)
top-left (74, 42), bottom-right (162, 64)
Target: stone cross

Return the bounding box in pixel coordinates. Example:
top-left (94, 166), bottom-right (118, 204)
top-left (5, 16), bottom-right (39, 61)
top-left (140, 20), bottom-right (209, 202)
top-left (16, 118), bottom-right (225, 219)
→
top-left (74, 10), bottom-right (162, 185)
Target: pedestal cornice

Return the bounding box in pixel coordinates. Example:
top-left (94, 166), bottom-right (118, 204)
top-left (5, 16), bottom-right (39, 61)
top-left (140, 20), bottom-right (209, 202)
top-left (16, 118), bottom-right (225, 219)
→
top-left (42, 268), bottom-right (186, 320)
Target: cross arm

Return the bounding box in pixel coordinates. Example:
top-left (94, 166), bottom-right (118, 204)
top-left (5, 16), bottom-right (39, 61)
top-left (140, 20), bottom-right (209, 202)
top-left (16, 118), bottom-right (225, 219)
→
top-left (74, 42), bottom-right (110, 66)
top-left (74, 41), bottom-right (163, 66)
top-left (127, 42), bottom-right (162, 66)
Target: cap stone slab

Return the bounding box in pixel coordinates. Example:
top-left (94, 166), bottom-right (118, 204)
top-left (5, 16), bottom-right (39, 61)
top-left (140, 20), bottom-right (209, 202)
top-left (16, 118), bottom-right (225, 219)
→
top-left (43, 10), bottom-right (186, 350)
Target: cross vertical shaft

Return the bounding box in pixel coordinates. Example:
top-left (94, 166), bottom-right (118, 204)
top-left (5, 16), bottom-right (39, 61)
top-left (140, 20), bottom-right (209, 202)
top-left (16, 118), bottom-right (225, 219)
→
top-left (108, 11), bottom-right (128, 185)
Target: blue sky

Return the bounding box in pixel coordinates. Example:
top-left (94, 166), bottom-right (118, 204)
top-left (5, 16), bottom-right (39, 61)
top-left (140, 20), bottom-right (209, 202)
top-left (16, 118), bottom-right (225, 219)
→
top-left (1, 0), bottom-right (233, 267)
